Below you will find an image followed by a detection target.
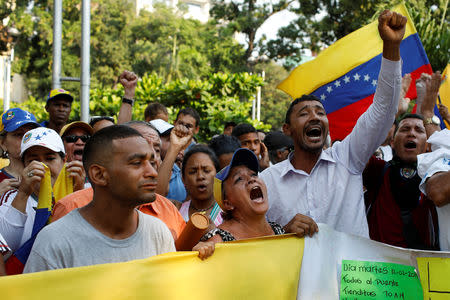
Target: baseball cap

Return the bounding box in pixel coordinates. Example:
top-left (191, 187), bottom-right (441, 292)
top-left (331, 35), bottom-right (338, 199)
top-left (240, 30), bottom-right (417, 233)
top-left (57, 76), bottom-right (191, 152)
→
top-left (213, 148), bottom-right (259, 209)
top-left (60, 121), bottom-right (93, 137)
top-left (46, 89), bottom-right (73, 104)
top-left (0, 108), bottom-right (41, 133)
top-left (21, 127), bottom-right (66, 157)
top-left (263, 131), bottom-right (293, 151)
top-left (149, 119), bottom-right (174, 136)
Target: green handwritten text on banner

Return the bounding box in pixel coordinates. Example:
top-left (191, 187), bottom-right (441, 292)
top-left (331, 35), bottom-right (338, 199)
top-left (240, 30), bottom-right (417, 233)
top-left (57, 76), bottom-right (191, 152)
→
top-left (340, 260), bottom-right (423, 300)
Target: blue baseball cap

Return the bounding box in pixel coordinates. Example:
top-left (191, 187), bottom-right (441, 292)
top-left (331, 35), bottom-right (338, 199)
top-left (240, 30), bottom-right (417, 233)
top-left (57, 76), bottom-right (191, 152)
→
top-left (0, 108), bottom-right (41, 133)
top-left (213, 148), bottom-right (259, 209)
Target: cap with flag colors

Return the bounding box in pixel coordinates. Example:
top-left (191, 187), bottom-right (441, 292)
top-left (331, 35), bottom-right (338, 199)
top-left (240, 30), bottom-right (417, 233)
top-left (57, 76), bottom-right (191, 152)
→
top-left (20, 127), bottom-right (65, 157)
top-left (278, 4), bottom-right (436, 141)
top-left (213, 148), bottom-right (259, 210)
top-left (46, 89), bottom-right (73, 103)
top-left (0, 108), bottom-right (41, 133)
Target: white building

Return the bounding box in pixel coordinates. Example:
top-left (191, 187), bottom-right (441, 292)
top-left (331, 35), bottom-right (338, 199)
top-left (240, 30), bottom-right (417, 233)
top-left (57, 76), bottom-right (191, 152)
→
top-left (135, 0), bottom-right (210, 23)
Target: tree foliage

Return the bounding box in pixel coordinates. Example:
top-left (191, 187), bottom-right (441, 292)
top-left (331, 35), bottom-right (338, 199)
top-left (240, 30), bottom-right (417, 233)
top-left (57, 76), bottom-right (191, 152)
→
top-left (209, 0), bottom-right (294, 64)
top-left (253, 61), bottom-right (292, 130)
top-left (376, 0), bottom-right (449, 71)
top-left (264, 0), bottom-right (449, 71)
top-left (2, 72), bottom-right (269, 142)
top-left (9, 1), bottom-right (246, 100)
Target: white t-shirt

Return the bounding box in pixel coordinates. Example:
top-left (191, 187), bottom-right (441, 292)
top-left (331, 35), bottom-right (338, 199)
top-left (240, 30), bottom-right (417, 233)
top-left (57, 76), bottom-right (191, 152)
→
top-left (24, 209), bottom-right (175, 273)
top-left (417, 129), bottom-right (450, 250)
top-left (0, 190), bottom-right (37, 252)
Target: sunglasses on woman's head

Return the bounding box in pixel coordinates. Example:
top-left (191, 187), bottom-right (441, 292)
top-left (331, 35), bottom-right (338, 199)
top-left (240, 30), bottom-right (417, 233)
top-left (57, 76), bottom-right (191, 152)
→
top-left (63, 135), bottom-right (91, 143)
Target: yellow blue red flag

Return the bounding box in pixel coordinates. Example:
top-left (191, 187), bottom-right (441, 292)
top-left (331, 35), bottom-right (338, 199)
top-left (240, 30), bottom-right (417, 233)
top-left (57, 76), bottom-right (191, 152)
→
top-left (440, 64), bottom-right (450, 128)
top-left (278, 4), bottom-right (434, 141)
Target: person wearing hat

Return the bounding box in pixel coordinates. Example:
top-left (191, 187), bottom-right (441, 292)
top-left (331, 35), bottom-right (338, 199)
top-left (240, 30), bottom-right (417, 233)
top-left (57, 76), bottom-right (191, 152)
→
top-left (0, 127), bottom-right (84, 253)
top-left (0, 108), bottom-right (41, 195)
top-left (263, 131), bottom-right (293, 165)
top-left (192, 148), bottom-right (317, 259)
top-left (212, 149), bottom-right (318, 240)
top-left (60, 121), bottom-right (93, 163)
top-left (41, 89), bottom-right (73, 134)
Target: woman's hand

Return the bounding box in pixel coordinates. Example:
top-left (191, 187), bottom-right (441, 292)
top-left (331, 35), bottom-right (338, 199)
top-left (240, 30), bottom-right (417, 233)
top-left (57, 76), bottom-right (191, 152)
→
top-left (12, 161), bottom-right (45, 213)
top-left (283, 213), bottom-right (319, 237)
top-left (193, 241), bottom-right (216, 260)
top-left (66, 161), bottom-right (86, 191)
top-left (19, 161), bottom-right (45, 196)
top-left (0, 178), bottom-right (20, 195)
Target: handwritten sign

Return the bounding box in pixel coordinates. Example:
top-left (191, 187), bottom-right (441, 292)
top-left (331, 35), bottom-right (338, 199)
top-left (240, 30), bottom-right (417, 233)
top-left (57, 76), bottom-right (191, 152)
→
top-left (340, 260), bottom-right (422, 300)
top-left (417, 257), bottom-right (450, 299)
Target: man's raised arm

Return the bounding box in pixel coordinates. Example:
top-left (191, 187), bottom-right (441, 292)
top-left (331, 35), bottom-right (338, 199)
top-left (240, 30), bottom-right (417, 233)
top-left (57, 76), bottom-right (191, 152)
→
top-left (335, 10), bottom-right (406, 173)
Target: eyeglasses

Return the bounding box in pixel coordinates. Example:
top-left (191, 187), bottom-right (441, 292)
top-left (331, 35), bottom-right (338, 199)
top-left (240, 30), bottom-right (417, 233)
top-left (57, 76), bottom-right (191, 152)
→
top-left (63, 135), bottom-right (90, 143)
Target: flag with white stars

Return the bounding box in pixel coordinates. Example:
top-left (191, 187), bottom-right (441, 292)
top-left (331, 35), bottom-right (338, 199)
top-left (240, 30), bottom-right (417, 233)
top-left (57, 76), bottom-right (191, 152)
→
top-left (278, 4), bottom-right (435, 141)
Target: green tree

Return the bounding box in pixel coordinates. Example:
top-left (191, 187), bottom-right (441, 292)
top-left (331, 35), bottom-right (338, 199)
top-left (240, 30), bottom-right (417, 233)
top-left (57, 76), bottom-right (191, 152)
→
top-left (253, 61), bottom-right (292, 130)
top-left (129, 5), bottom-right (246, 82)
top-left (373, 0), bottom-right (449, 71)
top-left (1, 72), bottom-right (269, 142)
top-left (209, 0), bottom-right (294, 65)
top-left (9, 1), bottom-right (246, 101)
top-left (263, 0), bottom-right (449, 71)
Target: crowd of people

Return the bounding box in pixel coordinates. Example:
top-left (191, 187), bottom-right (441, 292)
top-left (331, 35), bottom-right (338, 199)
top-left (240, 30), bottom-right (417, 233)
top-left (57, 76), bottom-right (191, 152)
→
top-left (0, 10), bottom-right (449, 277)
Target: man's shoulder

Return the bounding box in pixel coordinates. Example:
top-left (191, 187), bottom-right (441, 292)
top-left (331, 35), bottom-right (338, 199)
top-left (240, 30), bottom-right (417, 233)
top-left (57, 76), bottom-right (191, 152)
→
top-left (33, 211), bottom-right (80, 251)
top-left (260, 159), bottom-right (289, 178)
top-left (365, 156), bottom-right (389, 175)
top-left (139, 210), bottom-right (169, 229)
top-left (138, 211), bottom-right (174, 244)
top-left (41, 210), bottom-right (80, 235)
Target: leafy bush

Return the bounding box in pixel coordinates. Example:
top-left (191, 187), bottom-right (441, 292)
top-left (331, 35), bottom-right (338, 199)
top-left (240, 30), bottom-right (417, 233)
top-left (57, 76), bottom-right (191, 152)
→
top-left (1, 72), bottom-right (270, 142)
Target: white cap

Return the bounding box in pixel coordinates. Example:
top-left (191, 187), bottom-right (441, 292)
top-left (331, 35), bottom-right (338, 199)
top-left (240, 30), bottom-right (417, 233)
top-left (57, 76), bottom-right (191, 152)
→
top-left (149, 119), bottom-right (173, 136)
top-left (20, 127), bottom-right (66, 157)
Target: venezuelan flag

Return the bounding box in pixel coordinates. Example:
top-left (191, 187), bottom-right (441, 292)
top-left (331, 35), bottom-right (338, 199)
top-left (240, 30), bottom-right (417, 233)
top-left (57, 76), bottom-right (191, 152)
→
top-left (440, 64), bottom-right (450, 128)
top-left (278, 4), bottom-right (434, 141)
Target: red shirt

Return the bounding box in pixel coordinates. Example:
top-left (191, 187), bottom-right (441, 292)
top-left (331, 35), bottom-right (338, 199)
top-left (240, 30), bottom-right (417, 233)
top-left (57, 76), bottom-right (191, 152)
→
top-left (363, 156), bottom-right (439, 250)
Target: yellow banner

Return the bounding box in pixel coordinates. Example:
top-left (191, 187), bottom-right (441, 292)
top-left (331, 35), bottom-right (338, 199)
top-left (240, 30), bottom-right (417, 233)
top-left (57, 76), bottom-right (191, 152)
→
top-left (0, 235), bottom-right (304, 300)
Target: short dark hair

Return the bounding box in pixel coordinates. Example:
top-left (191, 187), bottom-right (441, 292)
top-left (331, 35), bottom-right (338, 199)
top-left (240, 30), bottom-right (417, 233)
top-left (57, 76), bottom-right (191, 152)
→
top-left (89, 116), bottom-right (115, 127)
top-left (231, 123), bottom-right (257, 138)
top-left (285, 94), bottom-right (322, 124)
top-left (181, 144), bottom-right (219, 177)
top-left (224, 121), bottom-right (236, 128)
top-left (394, 113), bottom-right (424, 135)
top-left (176, 107), bottom-right (200, 127)
top-left (83, 125), bottom-right (143, 183)
top-left (208, 134), bottom-right (241, 157)
top-left (144, 103), bottom-right (168, 121)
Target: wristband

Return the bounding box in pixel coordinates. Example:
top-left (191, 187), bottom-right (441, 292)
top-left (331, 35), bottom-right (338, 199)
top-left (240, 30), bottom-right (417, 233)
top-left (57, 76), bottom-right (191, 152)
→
top-left (122, 97), bottom-right (134, 106)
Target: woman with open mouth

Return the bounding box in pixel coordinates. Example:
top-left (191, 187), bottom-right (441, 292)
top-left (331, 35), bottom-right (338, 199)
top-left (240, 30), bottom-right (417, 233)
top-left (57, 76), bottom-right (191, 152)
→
top-left (200, 148), bottom-right (285, 243)
top-left (179, 145), bottom-right (223, 226)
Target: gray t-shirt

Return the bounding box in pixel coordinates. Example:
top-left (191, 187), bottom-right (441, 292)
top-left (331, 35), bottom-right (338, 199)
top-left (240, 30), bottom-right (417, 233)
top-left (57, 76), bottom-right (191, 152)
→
top-left (24, 209), bottom-right (175, 273)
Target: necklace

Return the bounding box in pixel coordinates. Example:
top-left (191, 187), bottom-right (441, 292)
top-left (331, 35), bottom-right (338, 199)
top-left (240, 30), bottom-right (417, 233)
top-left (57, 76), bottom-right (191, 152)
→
top-left (190, 201), bottom-right (215, 212)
